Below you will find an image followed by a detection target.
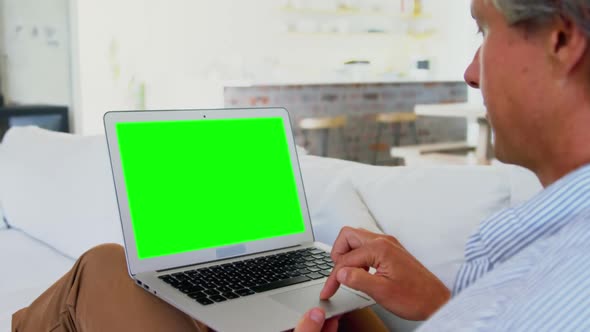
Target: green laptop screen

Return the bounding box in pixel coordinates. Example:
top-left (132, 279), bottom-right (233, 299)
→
top-left (115, 117), bottom-right (306, 260)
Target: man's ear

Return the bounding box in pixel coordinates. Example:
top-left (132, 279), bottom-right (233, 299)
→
top-left (549, 16), bottom-right (588, 74)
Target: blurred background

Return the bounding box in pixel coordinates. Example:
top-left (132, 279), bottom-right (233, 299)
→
top-left (0, 0), bottom-right (487, 165)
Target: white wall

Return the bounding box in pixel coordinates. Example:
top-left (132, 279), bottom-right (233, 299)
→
top-left (429, 0), bottom-right (483, 104)
top-left (425, 0), bottom-right (479, 79)
top-left (71, 0), bottom-right (484, 135)
top-left (0, 0), bottom-right (478, 134)
top-left (73, 0), bottom-right (285, 134)
top-left (0, 0), bottom-right (71, 106)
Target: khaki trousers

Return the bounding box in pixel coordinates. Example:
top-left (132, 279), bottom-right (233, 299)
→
top-left (12, 244), bottom-right (387, 332)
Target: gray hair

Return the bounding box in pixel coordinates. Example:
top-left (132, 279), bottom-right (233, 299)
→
top-left (491, 0), bottom-right (590, 37)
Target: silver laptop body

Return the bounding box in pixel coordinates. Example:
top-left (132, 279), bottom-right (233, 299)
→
top-left (103, 107), bottom-right (374, 332)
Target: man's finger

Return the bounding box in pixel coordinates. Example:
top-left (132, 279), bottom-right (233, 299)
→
top-left (325, 238), bottom-right (396, 301)
top-left (320, 269), bottom-right (341, 300)
top-left (336, 267), bottom-right (388, 304)
top-left (321, 244), bottom-right (379, 300)
top-left (331, 227), bottom-right (375, 262)
top-left (336, 243), bottom-right (380, 270)
top-left (294, 307), bottom-right (325, 332)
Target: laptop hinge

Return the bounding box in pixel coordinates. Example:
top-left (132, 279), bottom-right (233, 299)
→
top-left (155, 244), bottom-right (305, 273)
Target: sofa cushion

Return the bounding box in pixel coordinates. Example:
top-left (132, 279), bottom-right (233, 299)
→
top-left (0, 127), bottom-right (123, 258)
top-left (298, 155), bottom-right (382, 241)
top-left (351, 166), bottom-right (512, 288)
top-left (297, 154), bottom-right (541, 289)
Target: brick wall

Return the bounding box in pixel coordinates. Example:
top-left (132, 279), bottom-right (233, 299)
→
top-left (224, 82), bottom-right (468, 164)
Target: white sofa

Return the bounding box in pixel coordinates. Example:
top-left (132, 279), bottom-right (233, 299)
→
top-left (0, 127), bottom-right (542, 331)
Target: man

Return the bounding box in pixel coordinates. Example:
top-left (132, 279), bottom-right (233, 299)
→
top-left (298, 0), bottom-right (590, 330)
top-left (13, 0), bottom-right (590, 331)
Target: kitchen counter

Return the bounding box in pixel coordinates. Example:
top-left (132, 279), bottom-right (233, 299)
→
top-left (224, 81), bottom-right (468, 163)
top-left (224, 79), bottom-right (465, 87)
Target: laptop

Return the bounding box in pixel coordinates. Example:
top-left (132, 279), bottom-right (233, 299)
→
top-left (103, 107), bottom-right (374, 332)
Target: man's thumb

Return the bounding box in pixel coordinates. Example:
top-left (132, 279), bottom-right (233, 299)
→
top-left (294, 307), bottom-right (325, 332)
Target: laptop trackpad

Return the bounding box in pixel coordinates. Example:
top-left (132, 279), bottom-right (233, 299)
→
top-left (270, 283), bottom-right (372, 317)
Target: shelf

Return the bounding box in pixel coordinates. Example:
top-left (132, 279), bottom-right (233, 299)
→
top-left (280, 6), bottom-right (433, 20)
top-left (283, 31), bottom-right (393, 36)
top-left (281, 31), bottom-right (435, 39)
top-left (280, 6), bottom-right (402, 18)
top-left (279, 5), bottom-right (436, 37)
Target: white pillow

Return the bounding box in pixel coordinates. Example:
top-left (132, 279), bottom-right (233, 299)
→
top-left (308, 177), bottom-right (382, 245)
top-left (0, 127), bottom-right (123, 258)
top-left (497, 162), bottom-right (542, 206)
top-left (299, 155), bottom-right (364, 215)
top-left (0, 128), bottom-right (375, 258)
top-left (272, 155), bottom-right (381, 244)
top-left (298, 156), bottom-right (524, 288)
top-left (353, 166), bottom-right (512, 288)
top-left (0, 128), bottom-right (367, 259)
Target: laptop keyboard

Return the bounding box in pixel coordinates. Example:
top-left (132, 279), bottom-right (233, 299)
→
top-left (158, 248), bottom-right (334, 306)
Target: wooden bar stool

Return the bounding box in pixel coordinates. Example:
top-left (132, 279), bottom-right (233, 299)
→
top-left (371, 112), bottom-right (419, 165)
top-left (299, 115), bottom-right (348, 158)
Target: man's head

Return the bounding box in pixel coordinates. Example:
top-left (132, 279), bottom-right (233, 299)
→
top-left (465, 0), bottom-right (590, 185)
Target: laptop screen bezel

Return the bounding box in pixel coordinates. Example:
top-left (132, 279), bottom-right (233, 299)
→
top-left (104, 107), bottom-right (315, 276)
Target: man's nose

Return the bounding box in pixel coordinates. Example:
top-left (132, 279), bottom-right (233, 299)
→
top-left (464, 47), bottom-right (481, 89)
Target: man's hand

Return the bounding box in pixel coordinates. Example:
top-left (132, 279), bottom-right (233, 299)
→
top-left (320, 227), bottom-right (450, 321)
top-left (294, 308), bottom-right (339, 332)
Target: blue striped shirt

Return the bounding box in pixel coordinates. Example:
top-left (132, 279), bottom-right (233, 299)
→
top-left (418, 164), bottom-right (590, 331)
